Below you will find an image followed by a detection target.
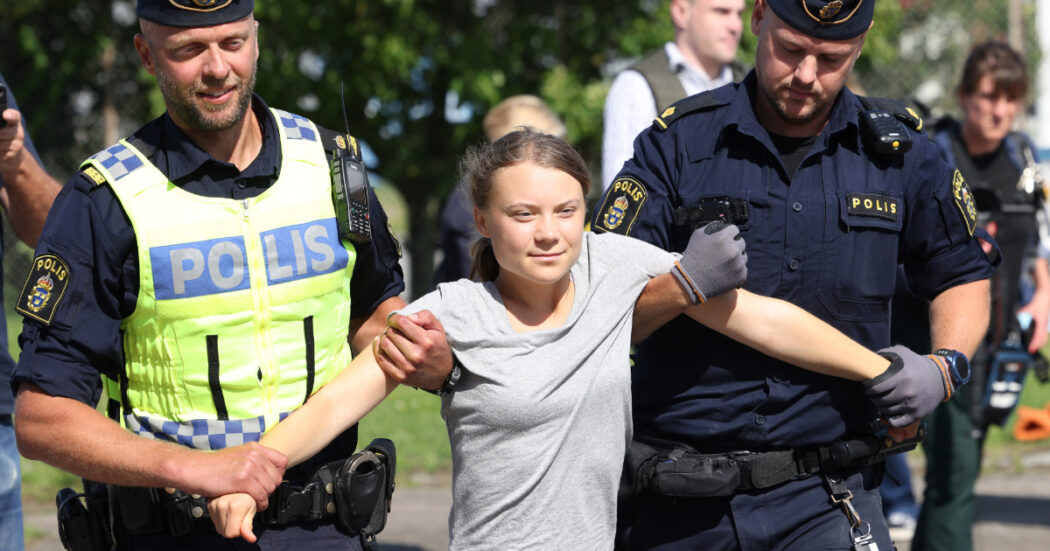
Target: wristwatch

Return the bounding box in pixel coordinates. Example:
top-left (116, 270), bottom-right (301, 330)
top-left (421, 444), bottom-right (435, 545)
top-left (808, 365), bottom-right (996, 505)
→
top-left (420, 356), bottom-right (462, 397)
top-left (931, 348), bottom-right (972, 387)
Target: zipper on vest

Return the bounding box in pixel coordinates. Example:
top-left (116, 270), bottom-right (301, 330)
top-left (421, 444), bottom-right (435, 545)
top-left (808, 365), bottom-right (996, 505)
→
top-left (240, 198), bottom-right (280, 430)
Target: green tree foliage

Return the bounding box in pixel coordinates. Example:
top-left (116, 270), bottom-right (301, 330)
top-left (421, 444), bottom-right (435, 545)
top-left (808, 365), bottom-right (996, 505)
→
top-left (252, 0), bottom-right (687, 295)
top-left (1, 1), bottom-right (1039, 298)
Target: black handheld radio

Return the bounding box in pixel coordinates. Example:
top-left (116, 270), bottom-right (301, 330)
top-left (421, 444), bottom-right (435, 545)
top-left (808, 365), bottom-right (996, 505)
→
top-left (331, 84), bottom-right (371, 243)
top-left (859, 110), bottom-right (912, 156)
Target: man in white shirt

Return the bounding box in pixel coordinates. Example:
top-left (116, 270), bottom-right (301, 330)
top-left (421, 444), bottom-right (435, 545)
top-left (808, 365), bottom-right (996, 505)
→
top-left (601, 0), bottom-right (745, 189)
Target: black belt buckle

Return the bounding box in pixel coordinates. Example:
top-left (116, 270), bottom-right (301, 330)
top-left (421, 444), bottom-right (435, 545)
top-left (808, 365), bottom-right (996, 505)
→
top-left (158, 488), bottom-right (208, 537)
top-left (264, 482), bottom-right (326, 526)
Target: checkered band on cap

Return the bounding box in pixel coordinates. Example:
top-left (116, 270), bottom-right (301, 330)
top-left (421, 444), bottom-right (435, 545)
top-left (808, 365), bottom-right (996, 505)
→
top-left (137, 0), bottom-right (253, 28)
top-left (275, 109), bottom-right (318, 142)
top-left (766, 0), bottom-right (874, 40)
top-left (124, 411), bottom-right (291, 450)
top-left (90, 143), bottom-right (145, 181)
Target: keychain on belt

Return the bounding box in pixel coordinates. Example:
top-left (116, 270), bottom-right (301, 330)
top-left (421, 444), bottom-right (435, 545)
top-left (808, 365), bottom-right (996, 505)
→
top-left (824, 471), bottom-right (879, 551)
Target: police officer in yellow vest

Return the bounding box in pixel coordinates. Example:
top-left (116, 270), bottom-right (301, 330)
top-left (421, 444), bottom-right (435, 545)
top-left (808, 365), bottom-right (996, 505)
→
top-left (11, 1), bottom-right (454, 549)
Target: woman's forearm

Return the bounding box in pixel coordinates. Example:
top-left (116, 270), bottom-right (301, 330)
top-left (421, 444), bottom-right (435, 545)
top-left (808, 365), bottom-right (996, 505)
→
top-left (260, 343), bottom-right (400, 466)
top-left (685, 290), bottom-right (889, 381)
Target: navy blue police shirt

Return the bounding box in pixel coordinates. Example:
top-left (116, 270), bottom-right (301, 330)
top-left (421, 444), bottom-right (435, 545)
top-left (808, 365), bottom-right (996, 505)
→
top-left (12, 95), bottom-right (404, 420)
top-left (0, 72), bottom-right (42, 416)
top-left (593, 73), bottom-right (993, 451)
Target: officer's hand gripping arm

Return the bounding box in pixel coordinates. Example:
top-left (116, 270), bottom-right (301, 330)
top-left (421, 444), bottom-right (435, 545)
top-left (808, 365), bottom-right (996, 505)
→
top-left (672, 221), bottom-right (748, 304)
top-left (865, 346), bottom-right (971, 427)
top-left (15, 384), bottom-right (288, 510)
top-left (631, 222), bottom-right (748, 343)
top-left (373, 310), bottom-right (454, 391)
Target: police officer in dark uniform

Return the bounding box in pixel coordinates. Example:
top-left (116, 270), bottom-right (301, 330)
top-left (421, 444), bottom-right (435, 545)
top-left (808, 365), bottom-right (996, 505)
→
top-left (594, 1), bottom-right (994, 549)
top-left (11, 1), bottom-right (452, 549)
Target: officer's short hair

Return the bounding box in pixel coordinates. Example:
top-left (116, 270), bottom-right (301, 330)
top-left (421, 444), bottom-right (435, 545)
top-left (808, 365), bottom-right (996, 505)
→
top-left (137, 0), bottom-right (254, 28)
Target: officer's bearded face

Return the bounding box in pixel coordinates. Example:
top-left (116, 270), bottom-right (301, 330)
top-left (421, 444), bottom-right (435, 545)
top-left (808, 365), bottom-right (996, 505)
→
top-left (750, 5), bottom-right (863, 137)
top-left (139, 17), bottom-right (259, 133)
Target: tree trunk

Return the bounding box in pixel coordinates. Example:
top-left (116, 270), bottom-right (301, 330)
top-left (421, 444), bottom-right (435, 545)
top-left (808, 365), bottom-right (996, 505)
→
top-left (405, 189), bottom-right (440, 301)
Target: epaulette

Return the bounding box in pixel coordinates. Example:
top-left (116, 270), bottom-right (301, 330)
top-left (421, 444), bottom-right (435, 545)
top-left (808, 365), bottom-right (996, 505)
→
top-left (317, 125), bottom-right (362, 161)
top-left (80, 165), bottom-right (109, 187)
top-left (857, 96), bottom-right (923, 132)
top-left (653, 90), bottom-right (728, 131)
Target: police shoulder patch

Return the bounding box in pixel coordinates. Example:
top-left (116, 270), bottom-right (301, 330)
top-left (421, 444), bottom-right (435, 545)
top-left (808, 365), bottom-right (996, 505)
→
top-left (16, 254), bottom-right (72, 325)
top-left (653, 91), bottom-right (728, 131)
top-left (951, 170), bottom-right (978, 236)
top-left (594, 177), bottom-right (647, 235)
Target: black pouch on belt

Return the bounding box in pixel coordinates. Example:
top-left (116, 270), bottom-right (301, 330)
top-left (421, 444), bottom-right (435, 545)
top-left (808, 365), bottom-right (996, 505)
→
top-left (626, 439), bottom-right (743, 498)
top-left (649, 449), bottom-right (742, 497)
top-left (334, 438), bottom-right (397, 539)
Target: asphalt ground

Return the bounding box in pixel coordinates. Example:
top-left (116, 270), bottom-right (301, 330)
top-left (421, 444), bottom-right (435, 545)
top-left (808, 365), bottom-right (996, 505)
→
top-left (23, 450), bottom-right (1050, 550)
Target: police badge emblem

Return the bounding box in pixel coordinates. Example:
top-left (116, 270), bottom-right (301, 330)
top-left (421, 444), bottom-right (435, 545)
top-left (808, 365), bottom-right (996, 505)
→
top-left (952, 170), bottom-right (977, 236)
top-left (594, 177), bottom-right (647, 235)
top-left (820, 0), bottom-right (844, 19)
top-left (25, 274), bottom-right (54, 313)
top-left (604, 195), bottom-right (630, 230)
top-left (17, 254), bottom-right (71, 325)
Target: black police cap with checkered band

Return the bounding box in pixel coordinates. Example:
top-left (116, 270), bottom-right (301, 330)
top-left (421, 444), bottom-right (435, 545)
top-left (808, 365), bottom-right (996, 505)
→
top-left (137, 0), bottom-right (254, 28)
top-left (767, 0), bottom-right (875, 41)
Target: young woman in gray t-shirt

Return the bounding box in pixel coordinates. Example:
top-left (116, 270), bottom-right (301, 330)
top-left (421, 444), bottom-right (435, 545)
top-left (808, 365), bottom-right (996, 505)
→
top-left (208, 130), bottom-right (933, 549)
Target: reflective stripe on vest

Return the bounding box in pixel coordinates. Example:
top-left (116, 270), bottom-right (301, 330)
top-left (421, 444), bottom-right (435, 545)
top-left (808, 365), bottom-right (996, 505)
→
top-left (86, 108), bottom-right (356, 449)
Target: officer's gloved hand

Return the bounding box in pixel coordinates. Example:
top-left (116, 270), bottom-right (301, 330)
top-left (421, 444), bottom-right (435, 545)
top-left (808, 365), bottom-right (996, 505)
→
top-left (864, 345), bottom-right (961, 428)
top-left (672, 221), bottom-right (747, 305)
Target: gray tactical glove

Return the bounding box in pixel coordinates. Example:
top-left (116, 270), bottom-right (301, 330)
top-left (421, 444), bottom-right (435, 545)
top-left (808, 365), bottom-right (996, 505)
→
top-left (672, 221), bottom-right (748, 304)
top-left (864, 345), bottom-right (967, 428)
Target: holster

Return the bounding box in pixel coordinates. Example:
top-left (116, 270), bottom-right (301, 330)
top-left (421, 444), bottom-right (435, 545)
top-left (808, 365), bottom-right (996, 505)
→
top-left (334, 438), bottom-right (397, 544)
top-left (91, 439), bottom-right (397, 545)
top-left (56, 480), bottom-right (117, 551)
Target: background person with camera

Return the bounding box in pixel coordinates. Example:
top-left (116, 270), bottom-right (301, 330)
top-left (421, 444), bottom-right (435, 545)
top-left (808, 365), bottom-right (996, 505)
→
top-left (910, 41), bottom-right (1050, 551)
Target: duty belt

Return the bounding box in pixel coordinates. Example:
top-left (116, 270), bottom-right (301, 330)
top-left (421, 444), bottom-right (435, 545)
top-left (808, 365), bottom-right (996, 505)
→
top-left (624, 426), bottom-right (924, 499)
top-left (56, 439), bottom-right (396, 551)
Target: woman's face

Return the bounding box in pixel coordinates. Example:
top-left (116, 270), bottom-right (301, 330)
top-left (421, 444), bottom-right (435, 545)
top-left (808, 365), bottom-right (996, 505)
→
top-left (474, 161), bottom-right (586, 291)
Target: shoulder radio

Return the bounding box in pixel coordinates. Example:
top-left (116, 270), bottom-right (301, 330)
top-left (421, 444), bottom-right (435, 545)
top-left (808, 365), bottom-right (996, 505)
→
top-left (331, 145), bottom-right (371, 244)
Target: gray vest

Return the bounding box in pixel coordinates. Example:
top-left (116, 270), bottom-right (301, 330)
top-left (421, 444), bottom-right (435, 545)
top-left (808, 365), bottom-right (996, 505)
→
top-left (629, 48), bottom-right (745, 112)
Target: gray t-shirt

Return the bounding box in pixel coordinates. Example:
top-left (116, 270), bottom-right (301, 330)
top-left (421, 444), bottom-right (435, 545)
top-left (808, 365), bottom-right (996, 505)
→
top-left (399, 232), bottom-right (676, 550)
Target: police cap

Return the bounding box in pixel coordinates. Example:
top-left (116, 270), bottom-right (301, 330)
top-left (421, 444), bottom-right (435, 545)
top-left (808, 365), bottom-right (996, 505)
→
top-left (137, 0), bottom-right (254, 28)
top-left (766, 0), bottom-right (874, 41)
